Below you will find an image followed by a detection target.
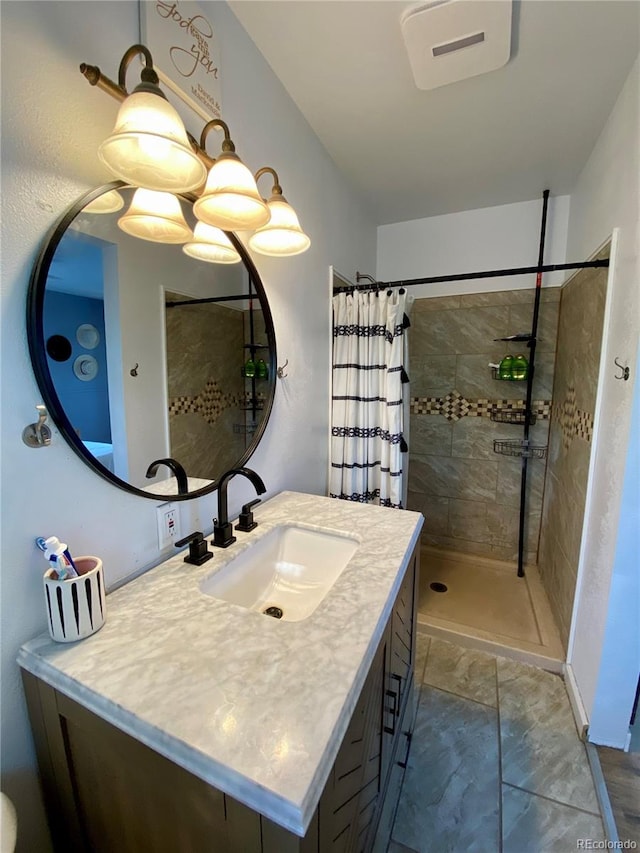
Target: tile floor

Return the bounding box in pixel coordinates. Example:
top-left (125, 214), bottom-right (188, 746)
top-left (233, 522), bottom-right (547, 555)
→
top-left (387, 635), bottom-right (606, 853)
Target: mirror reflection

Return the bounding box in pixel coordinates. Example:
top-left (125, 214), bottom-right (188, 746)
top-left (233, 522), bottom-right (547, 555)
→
top-left (32, 183), bottom-right (276, 499)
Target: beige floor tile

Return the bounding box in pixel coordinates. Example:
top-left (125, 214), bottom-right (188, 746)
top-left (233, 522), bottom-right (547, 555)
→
top-left (498, 657), bottom-right (599, 813)
top-left (502, 784), bottom-right (604, 852)
top-left (388, 842), bottom-right (418, 853)
top-left (392, 686), bottom-right (500, 852)
top-left (424, 637), bottom-right (497, 707)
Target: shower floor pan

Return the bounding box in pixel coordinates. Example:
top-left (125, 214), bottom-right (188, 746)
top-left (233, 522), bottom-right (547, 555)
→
top-left (418, 546), bottom-right (564, 672)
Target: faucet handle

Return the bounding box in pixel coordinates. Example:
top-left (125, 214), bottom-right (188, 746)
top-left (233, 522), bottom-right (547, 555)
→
top-left (175, 531), bottom-right (213, 565)
top-left (235, 499), bottom-right (261, 533)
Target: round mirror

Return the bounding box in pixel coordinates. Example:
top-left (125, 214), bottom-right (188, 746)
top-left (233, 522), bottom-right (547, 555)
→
top-left (27, 182), bottom-right (276, 500)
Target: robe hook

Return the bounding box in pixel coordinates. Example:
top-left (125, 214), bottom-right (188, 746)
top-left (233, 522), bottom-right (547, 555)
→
top-left (277, 359), bottom-right (289, 379)
top-left (22, 404), bottom-right (52, 448)
top-left (614, 357), bottom-right (629, 381)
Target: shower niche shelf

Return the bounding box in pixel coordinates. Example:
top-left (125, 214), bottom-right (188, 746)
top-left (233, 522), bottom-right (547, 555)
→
top-left (493, 439), bottom-right (547, 459)
top-left (490, 409), bottom-right (536, 426)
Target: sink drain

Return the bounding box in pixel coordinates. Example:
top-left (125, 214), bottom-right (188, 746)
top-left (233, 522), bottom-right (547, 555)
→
top-left (263, 605), bottom-right (283, 619)
top-left (430, 582), bottom-right (448, 593)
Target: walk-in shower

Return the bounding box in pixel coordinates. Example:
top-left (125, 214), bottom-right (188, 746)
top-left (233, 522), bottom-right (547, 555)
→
top-left (331, 194), bottom-right (610, 667)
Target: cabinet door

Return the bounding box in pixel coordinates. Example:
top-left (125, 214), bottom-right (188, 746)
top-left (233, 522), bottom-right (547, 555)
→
top-left (317, 638), bottom-right (385, 853)
top-left (389, 552), bottom-right (417, 705)
top-left (380, 549), bottom-right (418, 791)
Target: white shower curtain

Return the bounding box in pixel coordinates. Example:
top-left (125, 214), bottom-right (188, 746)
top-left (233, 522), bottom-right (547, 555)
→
top-left (330, 288), bottom-right (412, 508)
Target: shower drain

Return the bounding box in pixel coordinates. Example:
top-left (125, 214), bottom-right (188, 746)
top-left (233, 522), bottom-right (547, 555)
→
top-left (430, 582), bottom-right (448, 593)
top-left (263, 605), bottom-right (284, 619)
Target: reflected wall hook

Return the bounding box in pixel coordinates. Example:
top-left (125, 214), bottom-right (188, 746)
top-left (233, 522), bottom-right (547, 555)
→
top-left (277, 359), bottom-right (289, 379)
top-left (130, 363), bottom-right (139, 377)
top-left (614, 357), bottom-right (630, 381)
top-left (22, 404), bottom-right (52, 448)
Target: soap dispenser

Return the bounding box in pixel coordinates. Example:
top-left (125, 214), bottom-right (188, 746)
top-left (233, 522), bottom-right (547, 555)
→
top-left (498, 354), bottom-right (514, 380)
top-left (511, 353), bottom-right (529, 380)
top-left (244, 356), bottom-right (256, 378)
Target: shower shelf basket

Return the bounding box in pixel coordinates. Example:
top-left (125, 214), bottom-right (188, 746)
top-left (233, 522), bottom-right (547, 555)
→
top-left (490, 409), bottom-right (536, 425)
top-left (493, 439), bottom-right (547, 459)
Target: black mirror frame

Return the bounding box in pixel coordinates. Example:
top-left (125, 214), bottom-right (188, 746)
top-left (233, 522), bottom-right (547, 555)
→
top-left (26, 181), bottom-right (277, 501)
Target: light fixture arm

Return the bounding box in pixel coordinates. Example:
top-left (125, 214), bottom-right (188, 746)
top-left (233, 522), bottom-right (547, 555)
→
top-left (200, 119), bottom-right (236, 156)
top-left (254, 167), bottom-right (283, 198)
top-left (80, 44), bottom-right (162, 101)
top-left (117, 44), bottom-right (157, 93)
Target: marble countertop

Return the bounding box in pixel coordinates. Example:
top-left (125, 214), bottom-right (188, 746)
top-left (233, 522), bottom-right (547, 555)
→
top-left (18, 491), bottom-right (423, 836)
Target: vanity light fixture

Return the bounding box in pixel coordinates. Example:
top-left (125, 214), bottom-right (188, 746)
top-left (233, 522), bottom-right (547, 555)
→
top-left (193, 120), bottom-right (270, 231)
top-left (83, 189), bottom-right (125, 214)
top-left (249, 168), bottom-right (311, 257)
top-left (183, 222), bottom-right (242, 264)
top-left (82, 45), bottom-right (206, 194)
top-left (117, 188), bottom-right (192, 244)
top-left (80, 44), bottom-right (310, 256)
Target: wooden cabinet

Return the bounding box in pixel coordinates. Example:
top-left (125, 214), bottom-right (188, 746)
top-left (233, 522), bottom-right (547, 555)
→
top-left (317, 639), bottom-right (385, 852)
top-left (22, 543), bottom-right (419, 853)
top-left (381, 554), bottom-right (417, 787)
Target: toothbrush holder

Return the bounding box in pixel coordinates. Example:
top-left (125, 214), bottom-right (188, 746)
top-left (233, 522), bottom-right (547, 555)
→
top-left (43, 556), bottom-right (106, 643)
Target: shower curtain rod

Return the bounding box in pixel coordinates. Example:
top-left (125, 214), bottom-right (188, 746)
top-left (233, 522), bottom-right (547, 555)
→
top-left (166, 293), bottom-right (253, 308)
top-left (334, 259), bottom-right (609, 292)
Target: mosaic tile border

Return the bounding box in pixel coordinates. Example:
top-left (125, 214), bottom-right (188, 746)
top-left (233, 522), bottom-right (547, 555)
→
top-left (410, 389), bottom-right (552, 423)
top-left (553, 387), bottom-right (594, 446)
top-left (168, 380), bottom-right (265, 426)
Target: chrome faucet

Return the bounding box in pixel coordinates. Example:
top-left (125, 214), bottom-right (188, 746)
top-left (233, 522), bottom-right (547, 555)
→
top-left (145, 457), bottom-right (189, 495)
top-left (212, 467), bottom-right (266, 548)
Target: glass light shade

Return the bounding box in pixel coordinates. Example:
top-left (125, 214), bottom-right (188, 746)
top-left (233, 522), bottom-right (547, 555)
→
top-left (98, 92), bottom-right (207, 193)
top-left (117, 188), bottom-right (192, 243)
top-left (193, 156), bottom-right (270, 231)
top-left (183, 222), bottom-right (241, 264)
top-left (84, 189), bottom-right (125, 214)
top-left (248, 198), bottom-right (311, 257)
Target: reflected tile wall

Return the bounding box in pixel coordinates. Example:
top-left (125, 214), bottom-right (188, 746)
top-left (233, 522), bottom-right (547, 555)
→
top-left (407, 289), bottom-right (559, 562)
top-left (537, 262), bottom-right (608, 649)
top-left (166, 294), bottom-right (245, 480)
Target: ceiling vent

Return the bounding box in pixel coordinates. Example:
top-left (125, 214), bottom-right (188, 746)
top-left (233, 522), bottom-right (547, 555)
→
top-left (401, 0), bottom-right (512, 91)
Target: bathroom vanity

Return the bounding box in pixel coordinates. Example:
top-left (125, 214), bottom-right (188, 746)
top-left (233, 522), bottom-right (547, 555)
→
top-left (19, 492), bottom-right (423, 852)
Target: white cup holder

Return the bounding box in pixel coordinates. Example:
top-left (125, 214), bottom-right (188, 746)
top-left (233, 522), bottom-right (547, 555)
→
top-left (43, 556), bottom-right (106, 642)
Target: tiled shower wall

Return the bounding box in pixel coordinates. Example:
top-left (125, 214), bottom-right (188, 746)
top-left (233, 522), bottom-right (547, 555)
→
top-left (166, 296), bottom-right (246, 480)
top-left (538, 260), bottom-right (608, 649)
top-left (407, 289), bottom-right (560, 564)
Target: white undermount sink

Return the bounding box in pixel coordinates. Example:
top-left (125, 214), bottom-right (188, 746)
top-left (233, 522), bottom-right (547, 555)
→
top-left (200, 524), bottom-right (359, 622)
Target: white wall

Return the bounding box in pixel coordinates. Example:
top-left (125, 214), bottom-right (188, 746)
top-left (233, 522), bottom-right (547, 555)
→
top-left (565, 56), bottom-right (640, 747)
top-left (376, 195), bottom-right (571, 295)
top-left (0, 3), bottom-right (376, 850)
